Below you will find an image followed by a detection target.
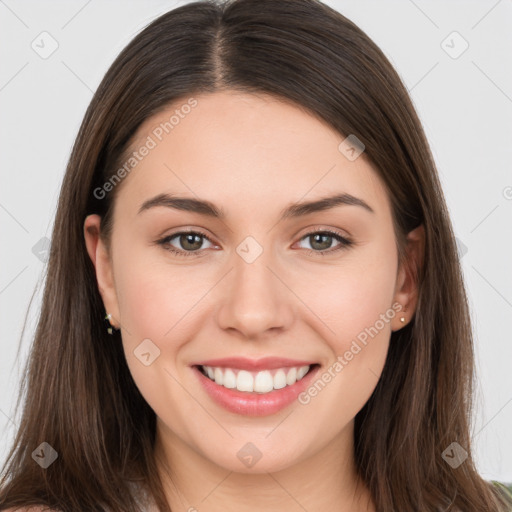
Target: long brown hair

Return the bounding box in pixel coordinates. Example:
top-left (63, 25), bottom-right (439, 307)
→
top-left (1, 0), bottom-right (510, 510)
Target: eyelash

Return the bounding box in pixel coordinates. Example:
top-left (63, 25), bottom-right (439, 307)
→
top-left (156, 228), bottom-right (353, 258)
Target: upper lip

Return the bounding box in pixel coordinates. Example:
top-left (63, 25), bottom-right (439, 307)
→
top-left (192, 357), bottom-right (317, 371)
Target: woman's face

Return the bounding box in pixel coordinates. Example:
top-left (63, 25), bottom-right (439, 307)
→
top-left (85, 90), bottom-right (421, 475)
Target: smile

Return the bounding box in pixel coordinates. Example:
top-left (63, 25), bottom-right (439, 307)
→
top-left (199, 364), bottom-right (311, 393)
top-left (191, 357), bottom-right (321, 416)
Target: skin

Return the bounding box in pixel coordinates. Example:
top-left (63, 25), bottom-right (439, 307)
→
top-left (84, 90), bottom-right (424, 511)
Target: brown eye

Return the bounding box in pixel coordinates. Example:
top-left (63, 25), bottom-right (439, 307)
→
top-left (157, 230), bottom-right (215, 257)
top-left (176, 233), bottom-right (204, 251)
top-left (297, 229), bottom-right (353, 256)
top-left (308, 233), bottom-right (336, 251)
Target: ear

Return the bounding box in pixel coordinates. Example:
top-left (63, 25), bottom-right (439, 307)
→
top-left (83, 214), bottom-right (120, 329)
top-left (391, 224), bottom-right (425, 332)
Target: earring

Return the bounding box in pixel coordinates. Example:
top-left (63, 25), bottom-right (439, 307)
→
top-left (104, 312), bottom-right (119, 335)
top-left (400, 304), bottom-right (408, 323)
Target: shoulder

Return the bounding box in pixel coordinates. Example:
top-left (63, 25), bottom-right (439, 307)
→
top-left (492, 480), bottom-right (512, 496)
top-left (491, 480), bottom-right (512, 510)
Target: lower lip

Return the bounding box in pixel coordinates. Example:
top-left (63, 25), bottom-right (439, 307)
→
top-left (192, 364), bottom-right (320, 416)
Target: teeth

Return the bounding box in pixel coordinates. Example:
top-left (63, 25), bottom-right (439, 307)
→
top-left (237, 370), bottom-right (254, 392)
top-left (201, 365), bottom-right (312, 393)
top-left (273, 369), bottom-right (287, 390)
top-left (254, 371), bottom-right (273, 393)
top-left (223, 369), bottom-right (236, 389)
top-left (214, 367), bottom-right (223, 386)
top-left (286, 367), bottom-right (297, 385)
top-left (297, 366), bottom-right (309, 380)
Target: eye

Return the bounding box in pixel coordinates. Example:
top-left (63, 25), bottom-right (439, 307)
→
top-left (156, 228), bottom-right (353, 258)
top-left (296, 229), bottom-right (353, 256)
top-left (156, 230), bottom-right (216, 257)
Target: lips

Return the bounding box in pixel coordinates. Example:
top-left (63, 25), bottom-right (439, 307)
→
top-left (191, 357), bottom-right (321, 416)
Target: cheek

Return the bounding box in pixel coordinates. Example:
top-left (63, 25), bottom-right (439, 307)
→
top-left (111, 250), bottom-right (203, 422)
top-left (297, 240), bottom-right (398, 345)
top-left (294, 240), bottom-right (397, 410)
top-left (112, 245), bottom-right (208, 341)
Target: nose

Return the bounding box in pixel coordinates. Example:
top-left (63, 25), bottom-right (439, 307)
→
top-left (215, 245), bottom-right (295, 340)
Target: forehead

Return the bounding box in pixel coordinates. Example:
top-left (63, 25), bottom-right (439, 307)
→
top-left (114, 90), bottom-right (390, 222)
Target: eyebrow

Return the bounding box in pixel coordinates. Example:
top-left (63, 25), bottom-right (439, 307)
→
top-left (137, 192), bottom-right (375, 220)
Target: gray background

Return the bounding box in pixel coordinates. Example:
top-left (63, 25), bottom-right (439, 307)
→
top-left (1, 0), bottom-right (511, 482)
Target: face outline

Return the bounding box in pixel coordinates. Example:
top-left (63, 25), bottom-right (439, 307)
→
top-left (84, 90), bottom-right (423, 481)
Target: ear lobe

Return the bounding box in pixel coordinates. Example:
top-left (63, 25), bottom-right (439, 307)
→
top-left (391, 224), bottom-right (425, 331)
top-left (83, 214), bottom-right (120, 326)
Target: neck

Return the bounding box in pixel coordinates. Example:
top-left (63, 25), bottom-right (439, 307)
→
top-left (153, 419), bottom-right (376, 512)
